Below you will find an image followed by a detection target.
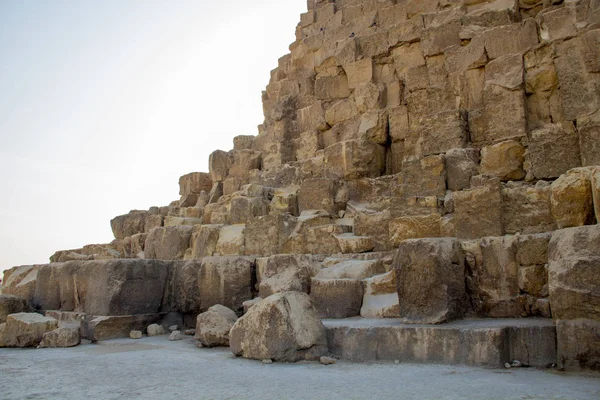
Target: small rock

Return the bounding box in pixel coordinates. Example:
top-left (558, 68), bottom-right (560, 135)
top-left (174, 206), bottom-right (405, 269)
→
top-left (168, 331), bottom-right (183, 341)
top-left (129, 330), bottom-right (143, 339)
top-left (146, 324), bottom-right (164, 337)
top-left (394, 360), bottom-right (400, 364)
top-left (504, 362), bottom-right (512, 369)
top-left (168, 325), bottom-right (178, 332)
top-left (262, 359), bottom-right (273, 364)
top-left (197, 342), bottom-right (204, 348)
top-left (184, 329), bottom-right (195, 336)
top-left (510, 360), bottom-right (522, 368)
top-left (320, 356), bottom-right (336, 365)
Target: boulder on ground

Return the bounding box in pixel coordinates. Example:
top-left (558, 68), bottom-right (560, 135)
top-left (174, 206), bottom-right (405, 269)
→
top-left (394, 238), bottom-right (466, 324)
top-left (229, 292), bottom-right (328, 362)
top-left (130, 330), bottom-right (143, 339)
top-left (0, 294), bottom-right (29, 323)
top-left (0, 313), bottom-right (58, 348)
top-left (147, 324), bottom-right (165, 336)
top-left (194, 304), bottom-right (238, 347)
top-left (38, 327), bottom-right (80, 348)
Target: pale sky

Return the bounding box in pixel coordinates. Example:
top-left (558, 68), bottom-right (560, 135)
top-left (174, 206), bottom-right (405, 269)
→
top-left (0, 0), bottom-right (307, 274)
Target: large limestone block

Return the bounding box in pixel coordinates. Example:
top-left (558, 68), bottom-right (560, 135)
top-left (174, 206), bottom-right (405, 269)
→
top-left (557, 319), bottom-right (600, 371)
top-left (479, 83), bottom-right (527, 143)
top-left (344, 58), bottom-right (373, 89)
top-left (550, 167), bottom-right (596, 229)
top-left (577, 110), bottom-right (600, 167)
top-left (195, 304), bottom-right (238, 347)
top-left (33, 262), bottom-right (83, 312)
top-left (398, 155), bottom-right (446, 197)
top-left (209, 150), bottom-right (233, 183)
top-left (198, 256), bottom-right (254, 313)
top-left (110, 210), bottom-right (148, 240)
top-left (179, 172), bottom-right (212, 196)
top-left (229, 292), bottom-right (328, 362)
top-left (394, 238), bottom-right (466, 324)
top-left (2, 265), bottom-right (39, 306)
top-left (482, 19), bottom-right (538, 60)
top-left (0, 295), bottom-right (29, 323)
top-left (297, 101), bottom-right (328, 132)
top-left (389, 214), bottom-right (441, 247)
top-left (38, 327), bottom-right (80, 348)
top-left (144, 226), bottom-right (193, 260)
top-left (421, 20), bottom-right (461, 56)
top-left (187, 224), bottom-right (221, 259)
top-left (527, 122), bottom-right (581, 180)
top-left (480, 140), bottom-right (525, 181)
top-left (334, 233), bottom-right (375, 254)
top-left (502, 182), bottom-right (555, 235)
top-left (354, 208), bottom-right (391, 252)
top-left (360, 270), bottom-right (400, 318)
top-left (453, 179), bottom-right (503, 239)
top-left (310, 278), bottom-right (363, 318)
top-left (323, 140), bottom-right (386, 180)
top-left (298, 178), bottom-right (336, 214)
top-left (412, 111), bottom-right (468, 157)
top-left (548, 225), bottom-right (600, 321)
top-left (244, 214), bottom-right (295, 256)
top-left (445, 148), bottom-right (480, 191)
top-left (359, 110), bottom-right (388, 145)
top-left (315, 259), bottom-right (385, 281)
top-left (315, 74), bottom-right (350, 100)
top-left (215, 225), bottom-right (245, 256)
top-left (73, 259), bottom-right (169, 316)
top-left (305, 224), bottom-right (348, 255)
top-left (229, 196), bottom-right (269, 225)
top-left (81, 314), bottom-right (161, 341)
top-left (0, 313), bottom-right (58, 348)
top-left (257, 254), bottom-right (321, 298)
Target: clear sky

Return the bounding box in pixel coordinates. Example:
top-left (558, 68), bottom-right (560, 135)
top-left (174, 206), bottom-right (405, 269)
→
top-left (0, 0), bottom-right (307, 274)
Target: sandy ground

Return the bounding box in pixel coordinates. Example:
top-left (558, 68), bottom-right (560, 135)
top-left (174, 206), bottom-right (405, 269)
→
top-left (1, 336), bottom-right (599, 400)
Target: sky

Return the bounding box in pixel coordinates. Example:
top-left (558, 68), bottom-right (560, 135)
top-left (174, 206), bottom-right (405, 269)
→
top-left (0, 0), bottom-right (307, 274)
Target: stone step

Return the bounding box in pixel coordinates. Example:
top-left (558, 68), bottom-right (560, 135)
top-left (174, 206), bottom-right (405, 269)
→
top-left (324, 317), bottom-right (556, 368)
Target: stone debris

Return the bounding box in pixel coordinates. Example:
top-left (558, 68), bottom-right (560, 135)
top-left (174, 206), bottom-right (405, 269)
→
top-left (195, 304), bottom-right (238, 347)
top-left (147, 324), bottom-right (165, 337)
top-left (0, 313), bottom-right (58, 348)
top-left (0, 294), bottom-right (29, 323)
top-left (129, 330), bottom-right (143, 339)
top-left (184, 329), bottom-right (195, 336)
top-left (38, 327), bottom-right (80, 348)
top-left (320, 356), bottom-right (336, 365)
top-left (169, 331), bottom-right (183, 341)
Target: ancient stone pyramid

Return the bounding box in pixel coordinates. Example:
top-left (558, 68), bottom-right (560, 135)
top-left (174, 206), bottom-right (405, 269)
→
top-left (3, 0), bottom-right (600, 370)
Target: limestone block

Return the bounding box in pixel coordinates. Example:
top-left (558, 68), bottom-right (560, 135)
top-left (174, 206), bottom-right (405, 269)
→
top-left (577, 110), bottom-right (600, 167)
top-left (519, 265), bottom-right (548, 298)
top-left (233, 135), bottom-right (255, 151)
top-left (315, 74), bottom-right (350, 100)
top-left (257, 254), bottom-right (321, 298)
top-left (179, 172), bottom-right (212, 196)
top-left (394, 238), bottom-right (466, 324)
top-left (360, 271), bottom-right (400, 318)
top-left (147, 323), bottom-right (164, 336)
top-left (356, 32), bottom-right (389, 58)
top-left (229, 150), bottom-right (262, 179)
top-left (538, 5), bottom-right (578, 42)
top-left (354, 82), bottom-right (385, 112)
top-left (315, 259), bottom-right (385, 281)
top-left (453, 180), bottom-right (503, 239)
top-left (144, 226), bottom-right (193, 260)
top-left (38, 327), bottom-right (80, 348)
top-left (334, 233), bottom-right (375, 254)
top-left (33, 261), bottom-right (83, 312)
top-left (398, 155), bottom-right (447, 197)
top-left (527, 122), bottom-right (581, 179)
top-left (198, 256), bottom-right (254, 313)
top-left (0, 295), bottom-right (29, 323)
top-left (72, 259), bottom-right (169, 316)
top-left (480, 140), bottom-right (525, 181)
top-left (305, 224), bottom-right (347, 255)
top-left (548, 225), bottom-right (600, 321)
top-left (557, 319), bottom-right (600, 371)
top-left (81, 314), bottom-right (161, 341)
top-left (482, 19), bottom-right (538, 60)
top-left (444, 36), bottom-right (487, 73)
top-left (421, 20), bottom-right (461, 56)
top-left (484, 53), bottom-right (523, 90)
top-left (229, 196), bottom-right (269, 225)
top-left (413, 110), bottom-right (467, 156)
top-left (297, 101), bottom-right (329, 132)
top-left (389, 105), bottom-right (409, 143)
top-left (188, 224), bottom-right (221, 259)
top-left (325, 98), bottom-right (359, 126)
top-left (550, 167), bottom-right (596, 229)
top-left (359, 110), bottom-right (388, 145)
top-left (110, 210), bottom-right (148, 240)
top-left (445, 148), bottom-right (480, 191)
top-left (480, 83), bottom-right (527, 143)
top-left (244, 214), bottom-right (295, 256)
top-left (229, 292), bottom-right (327, 362)
top-left (310, 278), bottom-right (363, 318)
top-left (195, 304), bottom-right (238, 347)
top-left (344, 58), bottom-right (373, 89)
top-left (215, 225), bottom-right (245, 256)
top-left (502, 183), bottom-right (555, 234)
top-left (166, 260), bottom-right (202, 314)
top-left (324, 140), bottom-right (386, 180)
top-left (354, 209), bottom-right (391, 252)
top-left (0, 313), bottom-right (58, 348)
top-left (298, 178), bottom-right (336, 214)
top-left (2, 265), bottom-right (40, 306)
top-left (209, 150), bottom-right (233, 183)
top-left (164, 216), bottom-right (203, 227)
top-left (407, 86), bottom-right (456, 121)
top-left (515, 232), bottom-right (551, 266)
top-left (388, 15), bottom-right (424, 45)
top-left (389, 214), bottom-right (441, 247)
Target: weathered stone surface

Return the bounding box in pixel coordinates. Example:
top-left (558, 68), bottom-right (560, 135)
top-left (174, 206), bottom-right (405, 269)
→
top-left (360, 271), bottom-right (400, 318)
top-left (445, 148), bottom-right (480, 191)
top-left (0, 294), bottom-right (29, 323)
top-left (81, 314), bottom-right (160, 341)
top-left (195, 304), bottom-right (238, 347)
top-left (502, 182), bottom-right (555, 235)
top-left (244, 214), bottom-right (295, 256)
top-left (453, 179), bottom-right (503, 239)
top-left (548, 225), bottom-right (600, 321)
top-left (168, 330), bottom-right (183, 341)
top-left (527, 122), bottom-right (581, 180)
top-left (187, 224), bottom-right (221, 259)
top-left (550, 167), bottom-right (596, 229)
top-left (480, 140), bottom-right (525, 181)
top-left (298, 178), bottom-right (336, 214)
top-left (258, 254), bottom-right (321, 298)
top-left (209, 150), bottom-right (233, 182)
top-left (179, 172), bottom-right (212, 196)
top-left (578, 110), bottom-right (600, 167)
top-left (334, 233), bottom-right (374, 254)
top-left (110, 211), bottom-right (148, 240)
top-left (2, 265), bottom-right (40, 306)
top-left (147, 323), bottom-right (165, 336)
top-left (145, 226), bottom-right (193, 260)
top-left (394, 238), bottom-right (466, 324)
top-left (389, 214), bottom-right (441, 247)
top-left (398, 155), bottom-right (446, 198)
top-left (315, 259), bottom-right (385, 281)
top-left (0, 313), bottom-right (58, 348)
top-left (310, 278), bottom-right (363, 318)
top-left (229, 291), bottom-right (327, 362)
top-left (324, 140), bottom-right (386, 180)
top-left (73, 259), bottom-right (169, 316)
top-left (215, 224), bottom-right (245, 256)
top-left (557, 319), bottom-right (600, 371)
top-left (33, 261), bottom-right (83, 312)
top-left (38, 327), bottom-right (80, 348)
top-left (198, 256), bottom-right (254, 313)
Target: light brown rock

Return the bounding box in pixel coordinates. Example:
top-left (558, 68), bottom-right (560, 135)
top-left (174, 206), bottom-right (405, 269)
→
top-left (195, 304), bottom-right (238, 347)
top-left (38, 327), bottom-right (80, 348)
top-left (0, 313), bottom-right (58, 348)
top-left (550, 167), bottom-right (596, 229)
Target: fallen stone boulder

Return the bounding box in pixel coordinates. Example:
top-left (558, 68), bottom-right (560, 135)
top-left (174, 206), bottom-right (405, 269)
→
top-left (0, 313), bottom-right (58, 348)
top-left (0, 294), bottom-right (30, 323)
top-left (147, 324), bottom-right (165, 336)
top-left (38, 327), bottom-right (80, 348)
top-left (229, 291), bottom-right (327, 362)
top-left (195, 304), bottom-right (238, 347)
top-left (360, 271), bottom-right (400, 318)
